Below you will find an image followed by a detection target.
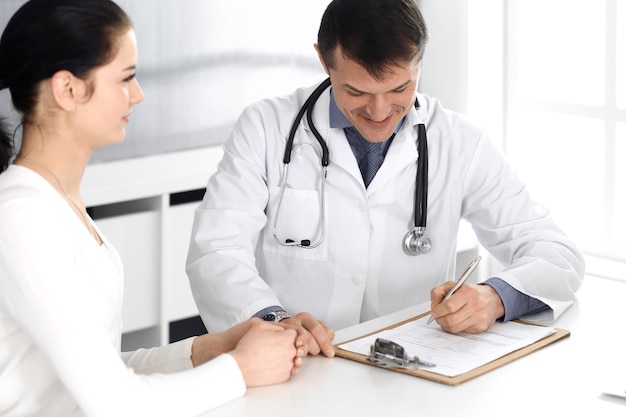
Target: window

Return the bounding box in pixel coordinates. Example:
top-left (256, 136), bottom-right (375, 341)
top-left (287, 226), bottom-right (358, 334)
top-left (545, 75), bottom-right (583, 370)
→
top-left (504, 0), bottom-right (625, 269)
top-left (467, 1), bottom-right (625, 276)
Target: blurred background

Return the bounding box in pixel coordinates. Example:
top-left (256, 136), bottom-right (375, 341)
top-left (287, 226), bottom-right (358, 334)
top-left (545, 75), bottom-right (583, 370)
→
top-left (1, 0), bottom-right (624, 283)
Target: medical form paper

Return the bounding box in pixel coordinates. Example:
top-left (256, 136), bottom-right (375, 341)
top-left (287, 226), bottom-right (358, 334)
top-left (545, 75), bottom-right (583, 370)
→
top-left (338, 315), bottom-right (557, 378)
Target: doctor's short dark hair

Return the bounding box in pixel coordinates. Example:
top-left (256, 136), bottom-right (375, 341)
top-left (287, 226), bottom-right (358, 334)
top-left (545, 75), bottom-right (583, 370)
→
top-left (0, 0), bottom-right (132, 173)
top-left (317, 0), bottom-right (428, 80)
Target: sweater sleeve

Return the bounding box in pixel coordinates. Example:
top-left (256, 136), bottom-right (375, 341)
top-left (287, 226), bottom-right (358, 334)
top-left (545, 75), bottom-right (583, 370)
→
top-left (121, 337), bottom-right (195, 374)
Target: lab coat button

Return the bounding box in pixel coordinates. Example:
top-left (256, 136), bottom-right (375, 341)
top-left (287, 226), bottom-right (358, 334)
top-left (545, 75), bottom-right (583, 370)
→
top-left (358, 202), bottom-right (368, 212)
top-left (351, 276), bottom-right (363, 285)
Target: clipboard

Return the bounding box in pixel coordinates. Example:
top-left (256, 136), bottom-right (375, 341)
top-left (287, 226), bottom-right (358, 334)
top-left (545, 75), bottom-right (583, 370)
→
top-left (334, 311), bottom-right (570, 386)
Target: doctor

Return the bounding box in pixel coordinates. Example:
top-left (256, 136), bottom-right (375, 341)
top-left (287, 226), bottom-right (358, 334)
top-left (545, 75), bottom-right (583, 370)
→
top-left (187, 0), bottom-right (585, 358)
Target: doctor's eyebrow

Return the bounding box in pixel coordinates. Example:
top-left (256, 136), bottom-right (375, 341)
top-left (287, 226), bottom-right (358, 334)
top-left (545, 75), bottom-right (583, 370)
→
top-left (342, 79), bottom-right (413, 95)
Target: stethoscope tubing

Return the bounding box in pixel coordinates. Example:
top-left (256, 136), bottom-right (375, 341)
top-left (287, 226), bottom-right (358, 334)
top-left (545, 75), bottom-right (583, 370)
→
top-left (415, 124), bottom-right (428, 228)
top-left (275, 78), bottom-right (429, 254)
top-left (283, 78), bottom-right (331, 166)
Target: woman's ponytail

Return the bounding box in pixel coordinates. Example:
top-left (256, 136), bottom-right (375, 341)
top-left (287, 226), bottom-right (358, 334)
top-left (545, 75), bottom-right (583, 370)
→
top-left (0, 117), bottom-right (13, 173)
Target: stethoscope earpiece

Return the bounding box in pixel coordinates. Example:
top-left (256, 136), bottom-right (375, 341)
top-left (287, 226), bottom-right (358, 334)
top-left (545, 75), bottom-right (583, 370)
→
top-left (285, 239), bottom-right (311, 247)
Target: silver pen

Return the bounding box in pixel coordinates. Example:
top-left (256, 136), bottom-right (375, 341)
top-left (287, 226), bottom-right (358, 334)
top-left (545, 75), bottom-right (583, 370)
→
top-left (427, 255), bottom-right (482, 325)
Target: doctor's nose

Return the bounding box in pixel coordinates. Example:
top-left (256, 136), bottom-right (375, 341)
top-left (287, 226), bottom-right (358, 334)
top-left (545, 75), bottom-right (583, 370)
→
top-left (365, 95), bottom-right (392, 121)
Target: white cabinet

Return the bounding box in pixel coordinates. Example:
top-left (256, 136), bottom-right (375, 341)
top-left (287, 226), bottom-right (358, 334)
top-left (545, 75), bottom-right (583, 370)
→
top-left (95, 207), bottom-right (161, 334)
top-left (163, 200), bottom-right (205, 323)
top-left (82, 147), bottom-right (224, 349)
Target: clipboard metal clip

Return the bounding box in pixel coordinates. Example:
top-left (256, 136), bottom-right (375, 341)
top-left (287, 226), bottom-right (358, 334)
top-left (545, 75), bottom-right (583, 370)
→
top-left (367, 338), bottom-right (436, 370)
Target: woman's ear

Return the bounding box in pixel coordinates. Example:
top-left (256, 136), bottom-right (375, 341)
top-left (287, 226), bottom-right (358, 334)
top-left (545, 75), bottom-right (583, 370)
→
top-left (49, 70), bottom-right (86, 111)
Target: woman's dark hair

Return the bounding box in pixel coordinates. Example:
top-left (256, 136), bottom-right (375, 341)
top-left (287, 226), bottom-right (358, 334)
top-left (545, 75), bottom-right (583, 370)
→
top-left (317, 0), bottom-right (428, 80)
top-left (0, 0), bottom-right (132, 173)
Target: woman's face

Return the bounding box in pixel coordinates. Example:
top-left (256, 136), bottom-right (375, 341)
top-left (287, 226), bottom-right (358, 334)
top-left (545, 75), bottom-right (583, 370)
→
top-left (76, 29), bottom-right (144, 148)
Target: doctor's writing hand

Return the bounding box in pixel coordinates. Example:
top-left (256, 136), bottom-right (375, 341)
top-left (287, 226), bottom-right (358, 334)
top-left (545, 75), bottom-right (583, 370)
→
top-left (430, 282), bottom-right (505, 334)
top-left (279, 312), bottom-right (336, 358)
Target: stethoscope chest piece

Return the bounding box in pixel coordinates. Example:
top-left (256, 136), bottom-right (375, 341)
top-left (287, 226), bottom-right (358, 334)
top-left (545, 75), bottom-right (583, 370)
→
top-left (403, 227), bottom-right (431, 255)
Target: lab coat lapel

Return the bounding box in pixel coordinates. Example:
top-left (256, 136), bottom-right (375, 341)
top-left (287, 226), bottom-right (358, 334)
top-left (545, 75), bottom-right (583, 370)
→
top-left (326, 130), bottom-right (363, 182)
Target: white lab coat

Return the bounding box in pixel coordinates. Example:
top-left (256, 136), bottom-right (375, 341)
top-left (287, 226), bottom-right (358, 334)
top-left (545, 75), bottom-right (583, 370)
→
top-left (186, 81), bottom-right (585, 332)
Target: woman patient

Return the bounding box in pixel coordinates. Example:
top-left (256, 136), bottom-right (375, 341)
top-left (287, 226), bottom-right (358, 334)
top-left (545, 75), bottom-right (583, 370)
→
top-left (0, 1), bottom-right (303, 416)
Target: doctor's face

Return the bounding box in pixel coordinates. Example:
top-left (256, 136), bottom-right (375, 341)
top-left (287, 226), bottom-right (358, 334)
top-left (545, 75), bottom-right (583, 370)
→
top-left (319, 45), bottom-right (421, 143)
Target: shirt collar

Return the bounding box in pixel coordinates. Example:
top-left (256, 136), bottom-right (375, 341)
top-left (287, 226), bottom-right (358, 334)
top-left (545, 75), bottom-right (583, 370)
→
top-left (329, 90), bottom-right (352, 129)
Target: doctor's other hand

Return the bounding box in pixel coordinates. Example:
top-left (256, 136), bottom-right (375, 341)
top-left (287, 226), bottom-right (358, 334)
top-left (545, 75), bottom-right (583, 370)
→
top-left (430, 281), bottom-right (505, 334)
top-left (230, 320), bottom-right (300, 387)
top-left (280, 312), bottom-right (336, 358)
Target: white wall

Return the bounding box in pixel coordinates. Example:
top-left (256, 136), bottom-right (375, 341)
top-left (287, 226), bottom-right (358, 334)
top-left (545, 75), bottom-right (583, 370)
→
top-left (418, 0), bottom-right (470, 114)
top-left (418, 0), bottom-right (504, 148)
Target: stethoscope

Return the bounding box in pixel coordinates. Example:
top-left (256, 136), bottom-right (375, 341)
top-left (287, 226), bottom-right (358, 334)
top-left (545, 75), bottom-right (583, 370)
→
top-left (272, 77), bottom-right (431, 256)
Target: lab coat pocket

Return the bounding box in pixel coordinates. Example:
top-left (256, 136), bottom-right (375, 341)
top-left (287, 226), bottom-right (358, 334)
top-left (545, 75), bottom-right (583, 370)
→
top-left (263, 184), bottom-right (328, 260)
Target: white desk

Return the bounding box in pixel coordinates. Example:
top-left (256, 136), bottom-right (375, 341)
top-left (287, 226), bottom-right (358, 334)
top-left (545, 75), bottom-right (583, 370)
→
top-left (200, 275), bottom-right (626, 417)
